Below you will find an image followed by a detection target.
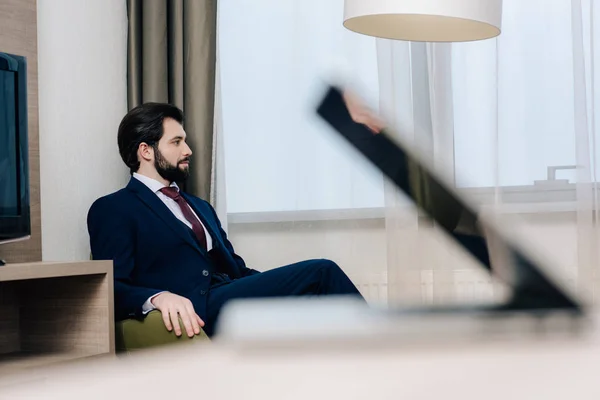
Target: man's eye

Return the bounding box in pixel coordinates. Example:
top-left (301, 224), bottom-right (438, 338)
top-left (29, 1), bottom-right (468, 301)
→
top-left (174, 140), bottom-right (180, 145)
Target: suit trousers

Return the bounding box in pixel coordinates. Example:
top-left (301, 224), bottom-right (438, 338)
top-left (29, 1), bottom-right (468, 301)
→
top-left (203, 258), bottom-right (364, 336)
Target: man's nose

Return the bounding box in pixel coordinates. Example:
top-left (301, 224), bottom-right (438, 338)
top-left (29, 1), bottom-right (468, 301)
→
top-left (183, 142), bottom-right (192, 156)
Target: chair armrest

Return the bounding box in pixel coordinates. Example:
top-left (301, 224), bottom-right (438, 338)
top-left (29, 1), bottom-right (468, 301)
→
top-left (115, 310), bottom-right (210, 353)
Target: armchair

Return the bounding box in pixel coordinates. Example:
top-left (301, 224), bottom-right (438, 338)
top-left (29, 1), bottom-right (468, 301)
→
top-left (89, 254), bottom-right (210, 353)
top-left (115, 310), bottom-right (210, 353)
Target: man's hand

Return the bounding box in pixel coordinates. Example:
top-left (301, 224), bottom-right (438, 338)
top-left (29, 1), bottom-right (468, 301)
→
top-left (342, 90), bottom-right (386, 134)
top-left (151, 292), bottom-right (205, 337)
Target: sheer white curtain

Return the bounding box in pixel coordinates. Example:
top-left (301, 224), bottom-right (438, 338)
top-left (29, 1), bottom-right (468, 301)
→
top-left (218, 0), bottom-right (382, 215)
top-left (217, 0), bottom-right (389, 302)
top-left (218, 0), bottom-right (600, 306)
top-left (380, 0), bottom-right (600, 305)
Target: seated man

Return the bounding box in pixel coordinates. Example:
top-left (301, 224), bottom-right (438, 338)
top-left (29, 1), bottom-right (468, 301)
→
top-left (87, 96), bottom-right (378, 338)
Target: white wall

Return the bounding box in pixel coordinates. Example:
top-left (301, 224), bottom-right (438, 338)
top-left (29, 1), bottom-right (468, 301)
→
top-left (37, 0), bottom-right (129, 261)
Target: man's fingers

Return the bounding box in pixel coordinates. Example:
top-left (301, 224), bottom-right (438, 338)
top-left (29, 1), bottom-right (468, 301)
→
top-left (179, 310), bottom-right (196, 337)
top-left (356, 113), bottom-right (384, 134)
top-left (343, 90), bottom-right (385, 134)
top-left (169, 309), bottom-right (182, 336)
top-left (367, 122), bottom-right (382, 134)
top-left (185, 304), bottom-right (201, 335)
top-left (181, 313), bottom-right (194, 337)
top-left (155, 295), bottom-right (202, 336)
top-left (162, 310), bottom-right (172, 332)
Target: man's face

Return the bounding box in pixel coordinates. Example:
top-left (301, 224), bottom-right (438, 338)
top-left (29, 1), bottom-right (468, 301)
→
top-left (154, 118), bottom-right (192, 183)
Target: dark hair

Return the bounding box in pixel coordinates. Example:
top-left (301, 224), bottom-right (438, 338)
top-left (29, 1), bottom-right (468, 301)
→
top-left (117, 102), bottom-right (184, 174)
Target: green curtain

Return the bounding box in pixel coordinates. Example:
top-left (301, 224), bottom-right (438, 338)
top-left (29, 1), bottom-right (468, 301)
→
top-left (126, 0), bottom-right (217, 200)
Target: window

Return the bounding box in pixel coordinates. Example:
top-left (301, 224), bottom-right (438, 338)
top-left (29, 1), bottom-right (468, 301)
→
top-left (219, 0), bottom-right (599, 216)
top-left (452, 0), bottom-right (580, 188)
top-left (219, 0), bottom-right (383, 214)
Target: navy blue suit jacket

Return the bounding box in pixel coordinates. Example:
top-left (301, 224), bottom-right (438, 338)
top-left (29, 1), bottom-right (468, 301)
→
top-left (87, 177), bottom-right (260, 322)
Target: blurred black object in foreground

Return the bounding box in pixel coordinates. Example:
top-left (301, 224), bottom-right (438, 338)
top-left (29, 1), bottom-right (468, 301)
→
top-left (316, 85), bottom-right (583, 316)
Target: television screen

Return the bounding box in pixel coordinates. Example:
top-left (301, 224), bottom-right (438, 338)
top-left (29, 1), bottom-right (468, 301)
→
top-left (0, 52), bottom-right (30, 243)
top-left (0, 68), bottom-right (20, 217)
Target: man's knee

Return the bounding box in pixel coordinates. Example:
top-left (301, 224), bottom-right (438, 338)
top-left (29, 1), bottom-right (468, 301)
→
top-left (292, 258), bottom-right (351, 284)
top-left (314, 259), bottom-right (354, 282)
top-left (311, 259), bottom-right (362, 296)
top-left (310, 258), bottom-right (343, 274)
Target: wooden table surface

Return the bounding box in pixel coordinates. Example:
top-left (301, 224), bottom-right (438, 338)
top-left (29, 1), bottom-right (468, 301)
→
top-left (2, 314), bottom-right (600, 400)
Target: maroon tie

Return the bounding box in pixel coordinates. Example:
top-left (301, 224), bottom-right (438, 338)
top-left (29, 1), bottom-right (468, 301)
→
top-left (159, 187), bottom-right (208, 249)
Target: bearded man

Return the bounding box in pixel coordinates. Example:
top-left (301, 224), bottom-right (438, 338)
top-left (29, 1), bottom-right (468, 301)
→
top-left (87, 102), bottom-right (370, 338)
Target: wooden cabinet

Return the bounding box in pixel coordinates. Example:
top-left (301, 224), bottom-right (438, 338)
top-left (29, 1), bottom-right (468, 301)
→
top-left (0, 261), bottom-right (114, 376)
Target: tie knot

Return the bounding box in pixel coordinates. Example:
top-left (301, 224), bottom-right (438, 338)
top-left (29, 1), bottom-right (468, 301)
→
top-left (160, 186), bottom-right (180, 200)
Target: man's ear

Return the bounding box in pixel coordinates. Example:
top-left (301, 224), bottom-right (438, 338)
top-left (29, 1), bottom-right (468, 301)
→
top-left (138, 142), bottom-right (154, 163)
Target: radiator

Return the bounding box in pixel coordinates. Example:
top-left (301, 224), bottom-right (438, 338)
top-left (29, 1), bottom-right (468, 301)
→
top-left (353, 272), bottom-right (389, 305)
top-left (352, 270), bottom-right (506, 306)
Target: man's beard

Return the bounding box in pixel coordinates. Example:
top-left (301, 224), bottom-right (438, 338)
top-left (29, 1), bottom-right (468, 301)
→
top-left (154, 147), bottom-right (190, 183)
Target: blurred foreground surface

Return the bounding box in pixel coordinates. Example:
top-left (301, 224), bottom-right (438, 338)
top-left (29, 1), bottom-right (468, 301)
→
top-left (1, 297), bottom-right (599, 400)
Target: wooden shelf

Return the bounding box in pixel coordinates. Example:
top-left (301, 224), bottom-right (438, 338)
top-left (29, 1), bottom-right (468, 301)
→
top-left (0, 261), bottom-right (114, 380)
top-left (0, 260), bottom-right (112, 282)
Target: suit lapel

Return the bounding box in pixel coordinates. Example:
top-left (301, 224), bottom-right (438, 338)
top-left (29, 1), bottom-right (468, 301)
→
top-left (126, 178), bottom-right (208, 257)
top-left (181, 193), bottom-right (221, 250)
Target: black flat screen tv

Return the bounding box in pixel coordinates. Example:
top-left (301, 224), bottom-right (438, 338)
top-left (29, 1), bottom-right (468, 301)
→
top-left (0, 52), bottom-right (30, 244)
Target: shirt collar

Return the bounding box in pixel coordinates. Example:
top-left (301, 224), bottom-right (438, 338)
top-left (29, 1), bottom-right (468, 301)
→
top-left (133, 172), bottom-right (179, 194)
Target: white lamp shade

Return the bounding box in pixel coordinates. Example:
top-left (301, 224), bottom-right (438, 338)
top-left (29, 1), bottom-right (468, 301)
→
top-left (343, 0), bottom-right (503, 42)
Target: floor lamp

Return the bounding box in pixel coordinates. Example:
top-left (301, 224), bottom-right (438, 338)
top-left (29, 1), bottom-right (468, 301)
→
top-left (343, 0), bottom-right (502, 42)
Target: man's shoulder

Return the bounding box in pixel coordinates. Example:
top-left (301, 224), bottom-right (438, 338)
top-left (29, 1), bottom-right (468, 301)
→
top-left (87, 187), bottom-right (138, 234)
top-left (92, 186), bottom-right (131, 204)
top-left (88, 187), bottom-right (133, 216)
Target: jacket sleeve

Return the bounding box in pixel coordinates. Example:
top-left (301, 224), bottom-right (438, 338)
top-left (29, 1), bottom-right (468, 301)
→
top-left (205, 202), bottom-right (261, 277)
top-left (87, 197), bottom-right (164, 321)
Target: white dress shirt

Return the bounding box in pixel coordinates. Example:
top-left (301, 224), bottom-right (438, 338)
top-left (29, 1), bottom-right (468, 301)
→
top-left (132, 173), bottom-right (213, 313)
